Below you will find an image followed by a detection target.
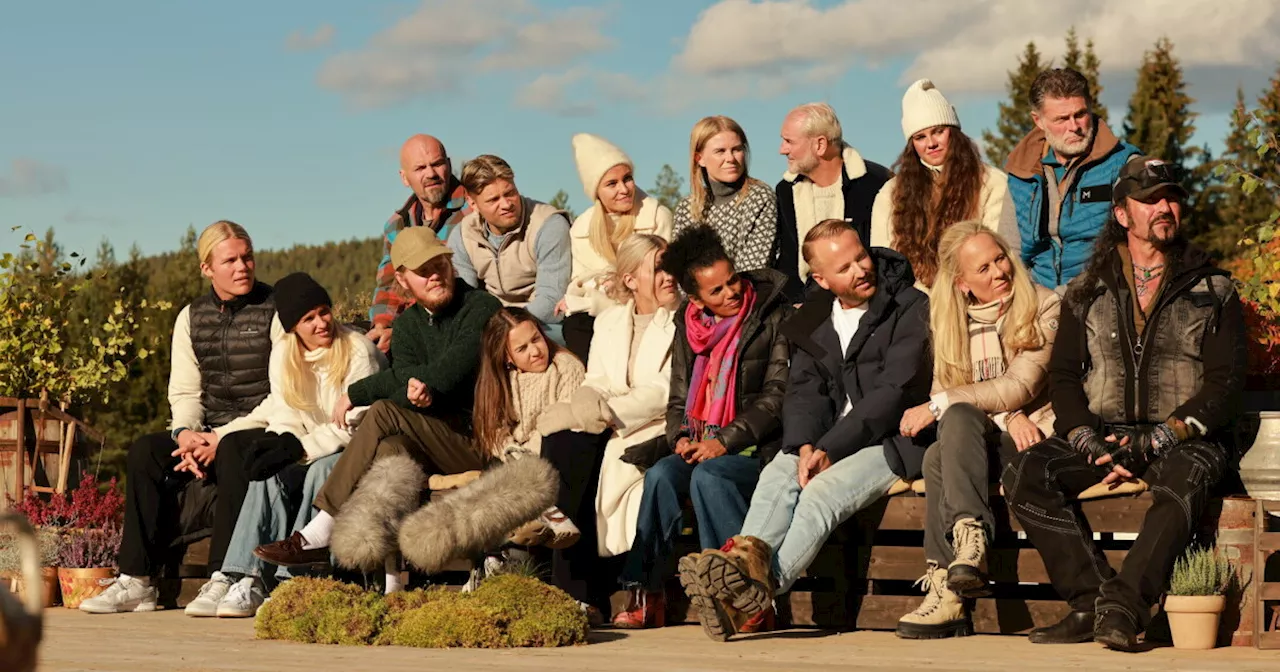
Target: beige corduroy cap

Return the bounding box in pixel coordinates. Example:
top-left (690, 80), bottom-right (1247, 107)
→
top-left (571, 133), bottom-right (633, 200)
top-left (901, 78), bottom-right (961, 141)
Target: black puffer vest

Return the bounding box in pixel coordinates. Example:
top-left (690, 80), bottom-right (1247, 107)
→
top-left (187, 282), bottom-right (275, 427)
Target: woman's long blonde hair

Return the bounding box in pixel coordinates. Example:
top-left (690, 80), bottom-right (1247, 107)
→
top-left (930, 221), bottom-right (1044, 390)
top-left (607, 233), bottom-right (668, 303)
top-left (686, 116), bottom-right (767, 224)
top-left (280, 324), bottom-right (357, 412)
top-left (587, 183), bottom-right (640, 265)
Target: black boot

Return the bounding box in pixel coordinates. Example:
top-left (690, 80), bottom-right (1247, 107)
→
top-left (1028, 610), bottom-right (1095, 644)
top-left (1094, 609), bottom-right (1141, 652)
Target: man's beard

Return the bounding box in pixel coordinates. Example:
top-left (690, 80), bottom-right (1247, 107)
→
top-left (793, 153), bottom-right (819, 175)
top-left (1145, 214), bottom-right (1181, 251)
top-left (1045, 125), bottom-right (1095, 159)
top-left (419, 283), bottom-right (454, 311)
top-left (420, 183), bottom-right (447, 206)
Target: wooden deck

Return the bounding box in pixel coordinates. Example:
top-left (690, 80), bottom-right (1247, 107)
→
top-left (35, 608), bottom-right (1280, 671)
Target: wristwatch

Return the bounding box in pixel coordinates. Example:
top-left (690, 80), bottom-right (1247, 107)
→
top-left (927, 401), bottom-right (941, 420)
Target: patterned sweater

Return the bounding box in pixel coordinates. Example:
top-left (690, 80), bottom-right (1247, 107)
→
top-left (673, 180), bottom-right (778, 272)
top-left (502, 349), bottom-right (586, 460)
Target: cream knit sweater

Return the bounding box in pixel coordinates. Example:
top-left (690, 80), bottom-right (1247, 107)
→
top-left (503, 349), bottom-right (586, 459)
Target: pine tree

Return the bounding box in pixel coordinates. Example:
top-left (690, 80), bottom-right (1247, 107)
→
top-left (1257, 65), bottom-right (1280, 187)
top-left (982, 41), bottom-right (1045, 166)
top-left (1123, 37), bottom-right (1197, 168)
top-left (1199, 88), bottom-right (1271, 258)
top-left (1060, 29), bottom-right (1111, 126)
top-left (548, 189), bottom-right (576, 220)
top-left (650, 164), bottom-right (685, 212)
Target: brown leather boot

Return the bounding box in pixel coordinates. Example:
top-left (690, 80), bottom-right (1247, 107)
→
top-left (695, 535), bottom-right (776, 616)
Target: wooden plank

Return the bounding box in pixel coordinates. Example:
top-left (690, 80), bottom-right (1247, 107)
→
top-left (855, 594), bottom-right (1072, 634)
top-left (14, 398), bottom-right (25, 498)
top-left (1257, 631), bottom-right (1280, 650)
top-left (1257, 532), bottom-right (1280, 552)
top-left (1260, 583), bottom-right (1280, 601)
top-left (875, 493), bottom-right (1155, 533)
top-left (863, 545), bottom-right (1127, 584)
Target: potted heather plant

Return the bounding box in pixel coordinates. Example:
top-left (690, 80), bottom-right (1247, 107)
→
top-left (1164, 545), bottom-right (1233, 650)
top-left (6, 473), bottom-right (124, 608)
top-left (0, 526), bottom-right (60, 607)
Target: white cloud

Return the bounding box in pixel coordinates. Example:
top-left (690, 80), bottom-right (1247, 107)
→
top-left (315, 0), bottom-right (614, 109)
top-left (0, 158), bottom-right (68, 197)
top-left (285, 24), bottom-right (335, 51)
top-left (666, 0), bottom-right (1280, 103)
top-left (514, 67), bottom-right (597, 116)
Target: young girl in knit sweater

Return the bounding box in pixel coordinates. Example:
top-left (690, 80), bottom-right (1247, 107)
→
top-left (894, 222), bottom-right (1059, 639)
top-left (473, 307), bottom-right (586, 548)
top-left (184, 272), bottom-right (385, 618)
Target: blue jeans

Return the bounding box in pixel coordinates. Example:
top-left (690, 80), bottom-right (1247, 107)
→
top-left (221, 453), bottom-right (340, 580)
top-left (740, 447), bottom-right (898, 593)
top-left (620, 452), bottom-right (758, 590)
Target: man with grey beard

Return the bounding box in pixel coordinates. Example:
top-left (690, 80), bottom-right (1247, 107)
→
top-left (1005, 68), bottom-right (1140, 291)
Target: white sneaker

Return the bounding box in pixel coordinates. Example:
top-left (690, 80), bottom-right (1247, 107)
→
top-left (184, 572), bottom-right (235, 617)
top-left (79, 576), bottom-right (158, 614)
top-left (216, 577), bottom-right (265, 618)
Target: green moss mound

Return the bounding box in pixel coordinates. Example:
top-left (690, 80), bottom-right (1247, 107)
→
top-left (255, 575), bottom-right (589, 648)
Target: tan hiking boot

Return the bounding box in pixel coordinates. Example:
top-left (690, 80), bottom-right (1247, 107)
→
top-left (695, 535), bottom-right (776, 617)
top-left (678, 552), bottom-right (753, 642)
top-left (895, 565), bottom-right (973, 639)
top-left (946, 518), bottom-right (989, 597)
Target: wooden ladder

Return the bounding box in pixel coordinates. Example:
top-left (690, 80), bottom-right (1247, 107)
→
top-left (0, 397), bottom-right (105, 500)
top-left (1255, 499), bottom-right (1280, 649)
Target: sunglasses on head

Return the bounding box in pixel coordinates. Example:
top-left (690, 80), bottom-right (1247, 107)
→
top-left (1136, 161), bottom-right (1179, 184)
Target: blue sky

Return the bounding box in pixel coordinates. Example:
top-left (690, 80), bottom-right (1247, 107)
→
top-left (3, 0), bottom-right (1278, 260)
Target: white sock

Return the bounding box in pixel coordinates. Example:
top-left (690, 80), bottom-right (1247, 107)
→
top-left (299, 511), bottom-right (335, 550)
top-left (118, 574), bottom-right (150, 587)
top-left (384, 554), bottom-right (403, 595)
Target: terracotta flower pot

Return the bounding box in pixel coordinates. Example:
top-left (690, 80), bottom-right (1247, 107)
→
top-left (7, 566), bottom-right (60, 608)
top-left (58, 567), bottom-right (116, 609)
top-left (1165, 594), bottom-right (1226, 650)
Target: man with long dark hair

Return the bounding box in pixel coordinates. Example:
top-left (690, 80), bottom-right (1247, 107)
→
top-left (1002, 157), bottom-right (1246, 651)
top-left (1005, 68), bottom-right (1141, 291)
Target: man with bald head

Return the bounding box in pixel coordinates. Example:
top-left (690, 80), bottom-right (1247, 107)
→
top-left (774, 103), bottom-right (891, 301)
top-left (367, 134), bottom-right (470, 353)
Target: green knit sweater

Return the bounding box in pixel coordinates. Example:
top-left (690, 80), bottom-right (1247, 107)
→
top-left (347, 281), bottom-right (501, 413)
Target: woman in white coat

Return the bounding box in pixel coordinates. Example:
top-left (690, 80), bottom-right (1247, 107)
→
top-left (557, 133), bottom-right (674, 359)
top-left (535, 233), bottom-right (678, 619)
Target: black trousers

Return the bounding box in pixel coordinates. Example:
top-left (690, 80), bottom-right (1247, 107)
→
top-left (1001, 434), bottom-right (1227, 627)
top-left (561, 313), bottom-right (596, 362)
top-left (539, 429), bottom-right (611, 605)
top-left (118, 428), bottom-right (264, 577)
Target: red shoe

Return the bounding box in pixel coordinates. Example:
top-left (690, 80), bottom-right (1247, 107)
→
top-left (611, 588), bottom-right (666, 629)
top-left (738, 605), bottom-right (776, 634)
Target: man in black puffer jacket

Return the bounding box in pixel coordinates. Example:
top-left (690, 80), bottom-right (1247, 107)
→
top-left (681, 219), bottom-right (932, 641)
top-left (612, 225), bottom-right (793, 630)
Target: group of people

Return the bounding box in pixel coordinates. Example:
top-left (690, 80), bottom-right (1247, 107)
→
top-left (76, 67), bottom-right (1246, 654)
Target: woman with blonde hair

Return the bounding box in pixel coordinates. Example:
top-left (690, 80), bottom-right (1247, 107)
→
top-left (894, 221), bottom-right (1059, 639)
top-left (558, 133), bottom-right (674, 359)
top-left (870, 79), bottom-right (1019, 291)
top-left (673, 116), bottom-right (778, 273)
top-left (82, 220), bottom-right (285, 614)
top-left (186, 272), bottom-right (386, 616)
top-left (533, 233), bottom-right (679, 623)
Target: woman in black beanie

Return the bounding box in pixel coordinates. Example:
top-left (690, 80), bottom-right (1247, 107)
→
top-left (184, 272), bottom-right (387, 619)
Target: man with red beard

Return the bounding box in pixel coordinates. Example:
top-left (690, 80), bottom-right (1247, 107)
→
top-left (678, 219), bottom-right (933, 641)
top-left (1005, 68), bottom-right (1140, 291)
top-left (1002, 157), bottom-right (1245, 651)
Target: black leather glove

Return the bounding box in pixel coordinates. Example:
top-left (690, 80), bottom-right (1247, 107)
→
top-left (1103, 426), bottom-right (1153, 475)
top-left (1068, 426), bottom-right (1112, 460)
top-left (620, 436), bottom-right (669, 471)
top-left (243, 432), bottom-right (306, 481)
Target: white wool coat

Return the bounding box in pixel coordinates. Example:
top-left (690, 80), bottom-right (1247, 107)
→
top-left (563, 194), bottom-right (674, 317)
top-left (232, 328), bottom-right (387, 462)
top-left (590, 301), bottom-right (677, 556)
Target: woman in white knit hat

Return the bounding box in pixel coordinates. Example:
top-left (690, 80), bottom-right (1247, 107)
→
top-left (558, 133), bottom-right (674, 359)
top-left (869, 79), bottom-right (1019, 293)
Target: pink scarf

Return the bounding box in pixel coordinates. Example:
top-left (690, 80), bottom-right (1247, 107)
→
top-left (682, 279), bottom-right (757, 441)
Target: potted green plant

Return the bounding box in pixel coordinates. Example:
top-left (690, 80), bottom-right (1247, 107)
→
top-left (1165, 545), bottom-right (1233, 649)
top-left (0, 526), bottom-right (60, 607)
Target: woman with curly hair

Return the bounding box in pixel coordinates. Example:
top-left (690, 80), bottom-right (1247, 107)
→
top-left (870, 79), bottom-right (1019, 291)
